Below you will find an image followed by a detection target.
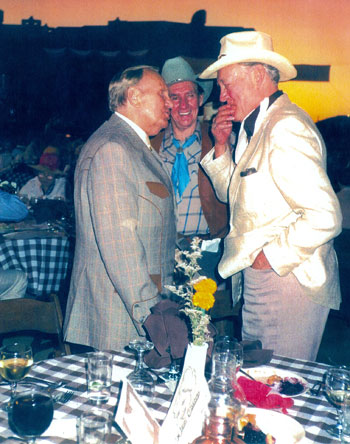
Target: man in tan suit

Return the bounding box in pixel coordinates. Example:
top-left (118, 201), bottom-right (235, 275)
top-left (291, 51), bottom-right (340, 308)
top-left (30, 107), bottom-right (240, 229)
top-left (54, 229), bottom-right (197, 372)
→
top-left (200, 32), bottom-right (342, 360)
top-left (64, 66), bottom-right (176, 351)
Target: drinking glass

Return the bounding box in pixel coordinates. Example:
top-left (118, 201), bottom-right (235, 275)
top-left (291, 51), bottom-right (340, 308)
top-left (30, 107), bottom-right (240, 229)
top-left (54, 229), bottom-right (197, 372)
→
top-left (127, 339), bottom-right (155, 399)
top-left (210, 352), bottom-right (247, 411)
top-left (0, 343), bottom-right (33, 399)
top-left (87, 351), bottom-right (113, 404)
top-left (8, 386), bottom-right (54, 443)
top-left (341, 392), bottom-right (350, 443)
top-left (78, 408), bottom-right (111, 443)
top-left (213, 336), bottom-right (243, 372)
top-left (324, 366), bottom-right (350, 438)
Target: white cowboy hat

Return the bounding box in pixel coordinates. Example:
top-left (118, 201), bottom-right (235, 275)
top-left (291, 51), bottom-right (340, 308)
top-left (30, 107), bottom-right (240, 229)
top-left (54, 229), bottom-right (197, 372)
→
top-left (200, 31), bottom-right (297, 82)
top-left (161, 56), bottom-right (213, 103)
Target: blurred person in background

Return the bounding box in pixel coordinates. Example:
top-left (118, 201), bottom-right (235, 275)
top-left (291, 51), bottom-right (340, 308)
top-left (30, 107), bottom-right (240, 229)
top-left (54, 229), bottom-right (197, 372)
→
top-left (19, 146), bottom-right (66, 201)
top-left (0, 190), bottom-right (28, 299)
top-left (0, 139), bottom-right (41, 190)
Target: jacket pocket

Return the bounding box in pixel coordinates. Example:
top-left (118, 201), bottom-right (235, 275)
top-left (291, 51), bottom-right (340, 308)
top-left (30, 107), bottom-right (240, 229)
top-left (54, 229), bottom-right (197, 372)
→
top-left (146, 181), bottom-right (169, 199)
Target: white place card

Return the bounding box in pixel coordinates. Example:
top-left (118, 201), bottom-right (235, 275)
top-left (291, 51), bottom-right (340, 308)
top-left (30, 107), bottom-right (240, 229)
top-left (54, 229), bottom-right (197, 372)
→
top-left (160, 343), bottom-right (210, 444)
top-left (115, 344), bottom-right (210, 444)
top-left (115, 379), bottom-right (161, 444)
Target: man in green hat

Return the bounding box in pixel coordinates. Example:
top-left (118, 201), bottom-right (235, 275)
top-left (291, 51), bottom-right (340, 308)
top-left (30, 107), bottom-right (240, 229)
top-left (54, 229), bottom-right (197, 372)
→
top-left (152, 56), bottom-right (229, 280)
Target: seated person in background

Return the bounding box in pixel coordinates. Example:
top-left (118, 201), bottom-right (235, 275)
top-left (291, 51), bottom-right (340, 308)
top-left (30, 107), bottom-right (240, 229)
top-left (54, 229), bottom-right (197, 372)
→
top-left (0, 141), bottom-right (40, 190)
top-left (0, 190), bottom-right (28, 299)
top-left (19, 146), bottom-right (66, 201)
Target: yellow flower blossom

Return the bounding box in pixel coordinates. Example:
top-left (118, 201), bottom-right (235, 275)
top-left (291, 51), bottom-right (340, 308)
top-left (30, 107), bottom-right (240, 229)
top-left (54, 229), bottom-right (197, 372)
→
top-left (193, 291), bottom-right (215, 311)
top-left (193, 278), bottom-right (217, 294)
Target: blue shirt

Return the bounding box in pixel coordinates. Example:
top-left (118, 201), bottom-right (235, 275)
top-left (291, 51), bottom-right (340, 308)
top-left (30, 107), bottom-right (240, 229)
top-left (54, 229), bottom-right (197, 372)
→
top-left (0, 190), bottom-right (28, 222)
top-left (158, 121), bottom-right (209, 236)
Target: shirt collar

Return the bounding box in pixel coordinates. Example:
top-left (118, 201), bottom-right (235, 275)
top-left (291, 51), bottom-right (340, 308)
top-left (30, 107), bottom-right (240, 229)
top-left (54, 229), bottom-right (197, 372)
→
top-left (166, 119), bottom-right (202, 145)
top-left (115, 111), bottom-right (151, 149)
top-left (243, 90), bottom-right (283, 141)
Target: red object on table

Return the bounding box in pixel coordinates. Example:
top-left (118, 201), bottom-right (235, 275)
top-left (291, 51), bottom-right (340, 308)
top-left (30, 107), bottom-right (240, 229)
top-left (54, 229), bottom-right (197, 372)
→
top-left (237, 376), bottom-right (294, 413)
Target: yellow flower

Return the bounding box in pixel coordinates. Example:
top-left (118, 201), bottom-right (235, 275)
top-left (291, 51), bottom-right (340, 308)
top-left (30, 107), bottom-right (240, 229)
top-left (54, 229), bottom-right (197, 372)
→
top-left (193, 278), bottom-right (217, 294)
top-left (193, 291), bottom-right (215, 311)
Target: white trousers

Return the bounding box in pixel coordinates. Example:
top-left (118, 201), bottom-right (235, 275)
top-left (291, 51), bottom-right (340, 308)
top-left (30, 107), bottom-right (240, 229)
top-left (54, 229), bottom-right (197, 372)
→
top-left (0, 269), bottom-right (28, 300)
top-left (242, 267), bottom-right (329, 361)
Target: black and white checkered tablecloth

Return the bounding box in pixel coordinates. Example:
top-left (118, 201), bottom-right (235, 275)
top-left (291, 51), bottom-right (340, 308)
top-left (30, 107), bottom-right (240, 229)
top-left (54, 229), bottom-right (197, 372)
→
top-left (0, 235), bottom-right (70, 296)
top-left (0, 350), bottom-right (337, 443)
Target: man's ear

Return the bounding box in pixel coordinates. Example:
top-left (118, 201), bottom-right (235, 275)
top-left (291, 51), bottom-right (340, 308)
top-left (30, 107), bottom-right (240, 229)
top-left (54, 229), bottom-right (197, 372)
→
top-left (252, 64), bottom-right (266, 87)
top-left (127, 86), bottom-right (141, 107)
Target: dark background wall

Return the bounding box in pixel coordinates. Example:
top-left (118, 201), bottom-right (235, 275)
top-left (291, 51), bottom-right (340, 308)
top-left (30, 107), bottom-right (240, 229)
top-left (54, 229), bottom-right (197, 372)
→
top-left (0, 10), bottom-right (253, 142)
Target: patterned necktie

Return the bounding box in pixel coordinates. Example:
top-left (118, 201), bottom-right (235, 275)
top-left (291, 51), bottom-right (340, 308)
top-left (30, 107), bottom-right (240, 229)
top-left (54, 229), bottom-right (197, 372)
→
top-left (171, 134), bottom-right (197, 198)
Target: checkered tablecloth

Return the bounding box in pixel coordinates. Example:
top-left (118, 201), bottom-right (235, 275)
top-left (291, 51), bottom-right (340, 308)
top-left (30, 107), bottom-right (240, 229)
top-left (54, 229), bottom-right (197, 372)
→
top-left (0, 351), bottom-right (337, 443)
top-left (0, 235), bottom-right (70, 297)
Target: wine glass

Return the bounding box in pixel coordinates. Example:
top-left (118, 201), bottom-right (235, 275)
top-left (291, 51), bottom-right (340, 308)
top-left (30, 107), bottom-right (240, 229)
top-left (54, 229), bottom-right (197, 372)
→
top-left (8, 386), bottom-right (54, 443)
top-left (324, 366), bottom-right (350, 438)
top-left (127, 339), bottom-right (155, 399)
top-left (0, 343), bottom-right (33, 399)
top-left (161, 346), bottom-right (182, 382)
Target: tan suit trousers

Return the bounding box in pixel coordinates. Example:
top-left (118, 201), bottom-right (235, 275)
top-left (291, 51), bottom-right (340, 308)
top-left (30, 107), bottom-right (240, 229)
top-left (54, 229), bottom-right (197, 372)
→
top-left (241, 267), bottom-right (329, 361)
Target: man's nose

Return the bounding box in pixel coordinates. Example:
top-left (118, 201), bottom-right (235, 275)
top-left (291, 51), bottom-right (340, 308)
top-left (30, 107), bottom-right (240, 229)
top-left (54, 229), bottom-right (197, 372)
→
top-left (219, 88), bottom-right (228, 103)
top-left (179, 97), bottom-right (189, 109)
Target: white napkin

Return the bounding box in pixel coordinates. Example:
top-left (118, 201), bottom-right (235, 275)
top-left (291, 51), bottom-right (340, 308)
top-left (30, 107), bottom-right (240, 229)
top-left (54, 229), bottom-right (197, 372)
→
top-left (112, 364), bottom-right (132, 382)
top-left (201, 238), bottom-right (220, 253)
top-left (42, 418), bottom-right (77, 440)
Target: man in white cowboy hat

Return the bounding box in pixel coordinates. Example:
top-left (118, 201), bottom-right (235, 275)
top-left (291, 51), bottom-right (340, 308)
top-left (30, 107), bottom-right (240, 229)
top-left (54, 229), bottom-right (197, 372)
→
top-left (152, 56), bottom-right (229, 280)
top-left (200, 31), bottom-right (342, 360)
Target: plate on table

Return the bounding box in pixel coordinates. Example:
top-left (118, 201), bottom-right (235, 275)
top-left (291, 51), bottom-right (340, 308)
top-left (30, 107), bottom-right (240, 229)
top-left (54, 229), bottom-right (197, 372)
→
top-left (240, 366), bottom-right (308, 397)
top-left (242, 407), bottom-right (305, 444)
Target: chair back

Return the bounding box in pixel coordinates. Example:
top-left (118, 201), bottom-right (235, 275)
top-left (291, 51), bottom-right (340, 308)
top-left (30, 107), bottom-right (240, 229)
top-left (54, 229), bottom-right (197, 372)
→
top-left (0, 293), bottom-right (70, 357)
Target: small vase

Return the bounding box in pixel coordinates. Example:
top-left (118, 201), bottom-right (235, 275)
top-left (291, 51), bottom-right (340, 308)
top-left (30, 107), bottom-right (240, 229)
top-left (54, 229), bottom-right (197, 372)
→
top-left (160, 342), bottom-right (211, 444)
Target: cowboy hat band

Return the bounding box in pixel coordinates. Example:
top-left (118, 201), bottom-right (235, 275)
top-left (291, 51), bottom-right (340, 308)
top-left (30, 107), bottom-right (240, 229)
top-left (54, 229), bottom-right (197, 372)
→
top-left (161, 56), bottom-right (213, 103)
top-left (200, 31), bottom-right (297, 82)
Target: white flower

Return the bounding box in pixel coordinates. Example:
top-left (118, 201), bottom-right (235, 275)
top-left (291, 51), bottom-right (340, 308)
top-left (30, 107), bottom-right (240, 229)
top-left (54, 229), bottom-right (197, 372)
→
top-left (166, 237), bottom-right (216, 346)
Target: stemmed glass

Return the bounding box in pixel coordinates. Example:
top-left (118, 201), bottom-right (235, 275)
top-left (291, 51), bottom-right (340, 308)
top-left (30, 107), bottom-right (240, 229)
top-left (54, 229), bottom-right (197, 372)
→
top-left (161, 346), bottom-right (181, 382)
top-left (324, 365), bottom-right (350, 438)
top-left (8, 386), bottom-right (54, 443)
top-left (127, 339), bottom-right (155, 399)
top-left (0, 343), bottom-right (33, 400)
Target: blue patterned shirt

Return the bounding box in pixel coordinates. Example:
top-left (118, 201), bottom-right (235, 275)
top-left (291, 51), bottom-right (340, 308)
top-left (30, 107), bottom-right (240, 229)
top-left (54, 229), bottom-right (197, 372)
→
top-left (158, 121), bottom-right (209, 236)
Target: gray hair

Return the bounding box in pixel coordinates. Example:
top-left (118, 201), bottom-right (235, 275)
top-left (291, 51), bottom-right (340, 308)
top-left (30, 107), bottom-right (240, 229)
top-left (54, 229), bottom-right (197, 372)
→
top-left (240, 62), bottom-right (280, 84)
top-left (108, 65), bottom-right (159, 111)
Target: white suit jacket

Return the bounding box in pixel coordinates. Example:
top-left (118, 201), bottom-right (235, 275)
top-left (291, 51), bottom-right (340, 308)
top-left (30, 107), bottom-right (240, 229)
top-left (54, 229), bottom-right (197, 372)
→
top-left (201, 93), bottom-right (342, 309)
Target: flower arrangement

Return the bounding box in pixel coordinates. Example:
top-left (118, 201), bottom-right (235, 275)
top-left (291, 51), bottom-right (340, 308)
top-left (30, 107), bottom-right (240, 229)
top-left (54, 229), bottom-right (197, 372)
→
top-left (166, 237), bottom-right (217, 346)
top-left (0, 181), bottom-right (17, 194)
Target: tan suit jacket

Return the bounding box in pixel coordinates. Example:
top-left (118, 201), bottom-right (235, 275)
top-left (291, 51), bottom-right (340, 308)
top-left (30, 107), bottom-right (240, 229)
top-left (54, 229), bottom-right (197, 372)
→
top-left (201, 93), bottom-right (342, 309)
top-left (64, 114), bottom-right (176, 350)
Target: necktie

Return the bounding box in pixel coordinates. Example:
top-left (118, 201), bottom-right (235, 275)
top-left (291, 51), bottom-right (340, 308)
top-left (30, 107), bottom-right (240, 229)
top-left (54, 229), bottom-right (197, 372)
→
top-left (171, 134), bottom-right (197, 198)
